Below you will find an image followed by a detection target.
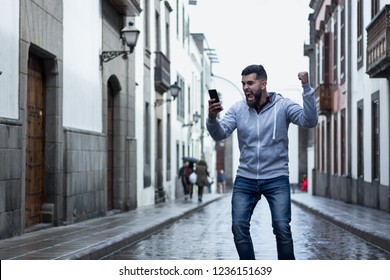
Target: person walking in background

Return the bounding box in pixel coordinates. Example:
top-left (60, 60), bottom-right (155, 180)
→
top-left (178, 161), bottom-right (188, 198)
top-left (184, 162), bottom-right (195, 200)
top-left (217, 169), bottom-right (226, 193)
top-left (207, 64), bottom-right (318, 260)
top-left (195, 160), bottom-right (209, 203)
top-left (300, 174), bottom-right (308, 192)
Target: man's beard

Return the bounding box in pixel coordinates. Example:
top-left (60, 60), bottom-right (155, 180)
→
top-left (246, 90), bottom-right (262, 109)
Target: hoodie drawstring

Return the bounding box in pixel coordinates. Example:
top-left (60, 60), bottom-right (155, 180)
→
top-left (273, 102), bottom-right (277, 140)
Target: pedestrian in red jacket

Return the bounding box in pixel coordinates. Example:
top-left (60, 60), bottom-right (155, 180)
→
top-left (300, 174), bottom-right (308, 192)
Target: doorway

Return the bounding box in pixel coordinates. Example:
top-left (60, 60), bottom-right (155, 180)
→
top-left (25, 54), bottom-right (46, 227)
top-left (107, 83), bottom-right (114, 210)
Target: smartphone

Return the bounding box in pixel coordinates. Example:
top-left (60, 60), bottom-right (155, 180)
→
top-left (208, 89), bottom-right (220, 103)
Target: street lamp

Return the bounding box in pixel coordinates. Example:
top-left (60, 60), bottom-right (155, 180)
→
top-left (154, 82), bottom-right (181, 107)
top-left (100, 22), bottom-right (140, 65)
top-left (182, 111), bottom-right (201, 127)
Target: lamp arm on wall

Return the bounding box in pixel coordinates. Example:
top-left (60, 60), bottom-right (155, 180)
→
top-left (100, 51), bottom-right (130, 64)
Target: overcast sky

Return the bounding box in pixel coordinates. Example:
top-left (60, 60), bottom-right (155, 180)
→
top-left (189, 0), bottom-right (313, 105)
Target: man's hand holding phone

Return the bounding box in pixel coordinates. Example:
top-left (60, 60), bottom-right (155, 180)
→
top-left (208, 89), bottom-right (223, 119)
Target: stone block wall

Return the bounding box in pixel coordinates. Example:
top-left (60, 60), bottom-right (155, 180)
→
top-left (63, 129), bottom-right (106, 224)
top-left (0, 122), bottom-right (23, 239)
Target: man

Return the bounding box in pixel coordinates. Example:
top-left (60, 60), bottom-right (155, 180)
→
top-left (217, 169), bottom-right (226, 193)
top-left (195, 159), bottom-right (209, 202)
top-left (206, 64), bottom-right (318, 260)
top-left (178, 161), bottom-right (188, 199)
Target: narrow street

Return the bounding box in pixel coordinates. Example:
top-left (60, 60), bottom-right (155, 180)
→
top-left (103, 194), bottom-right (390, 260)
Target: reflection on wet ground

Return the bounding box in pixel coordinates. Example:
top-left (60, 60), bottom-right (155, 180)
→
top-left (104, 195), bottom-right (390, 260)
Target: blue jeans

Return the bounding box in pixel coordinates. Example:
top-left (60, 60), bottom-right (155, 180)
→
top-left (231, 176), bottom-right (295, 260)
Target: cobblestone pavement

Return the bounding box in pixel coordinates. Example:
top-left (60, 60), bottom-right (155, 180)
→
top-left (103, 195), bottom-right (390, 260)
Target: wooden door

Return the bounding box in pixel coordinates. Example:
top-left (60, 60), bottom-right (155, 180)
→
top-left (25, 54), bottom-right (46, 227)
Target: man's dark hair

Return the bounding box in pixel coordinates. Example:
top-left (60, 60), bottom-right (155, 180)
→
top-left (241, 64), bottom-right (267, 81)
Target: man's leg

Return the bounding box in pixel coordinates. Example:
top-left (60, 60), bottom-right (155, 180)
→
top-left (263, 176), bottom-right (295, 260)
top-left (231, 176), bottom-right (260, 260)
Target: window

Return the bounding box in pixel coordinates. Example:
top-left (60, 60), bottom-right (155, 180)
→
top-left (166, 22), bottom-right (170, 58)
top-left (317, 44), bottom-right (321, 85)
top-left (321, 122), bottom-right (325, 172)
top-left (323, 32), bottom-right (332, 84)
top-left (144, 0), bottom-right (150, 50)
top-left (187, 86), bottom-right (191, 115)
top-left (165, 4), bottom-right (171, 58)
top-left (333, 114), bottom-right (338, 174)
top-left (176, 141), bottom-right (180, 174)
top-left (166, 113), bottom-right (171, 180)
top-left (340, 3), bottom-right (346, 84)
top-left (144, 102), bottom-right (152, 186)
top-left (357, 100), bottom-right (364, 178)
top-left (371, 0), bottom-right (380, 18)
top-left (182, 5), bottom-right (185, 46)
top-left (321, 38), bottom-right (325, 83)
top-left (176, 77), bottom-right (185, 119)
top-left (155, 11), bottom-right (161, 51)
top-left (340, 109), bottom-right (346, 175)
top-left (333, 12), bottom-right (338, 88)
top-left (357, 0), bottom-right (364, 69)
top-left (372, 92), bottom-right (380, 180)
top-left (316, 126), bottom-right (320, 170)
top-left (176, 0), bottom-right (179, 38)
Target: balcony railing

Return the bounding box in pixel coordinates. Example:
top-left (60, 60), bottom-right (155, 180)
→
top-left (366, 5), bottom-right (390, 78)
top-left (315, 83), bottom-right (332, 115)
top-left (154, 51), bottom-right (171, 94)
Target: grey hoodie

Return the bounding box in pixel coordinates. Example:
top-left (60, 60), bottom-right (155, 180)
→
top-left (206, 84), bottom-right (318, 180)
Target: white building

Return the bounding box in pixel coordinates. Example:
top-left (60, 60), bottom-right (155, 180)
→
top-left (134, 0), bottom-right (215, 207)
top-left (0, 0), bottom-right (216, 240)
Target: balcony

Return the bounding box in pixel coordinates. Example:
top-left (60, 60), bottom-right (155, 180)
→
top-left (366, 5), bottom-right (390, 78)
top-left (107, 0), bottom-right (141, 16)
top-left (315, 84), bottom-right (332, 115)
top-left (154, 52), bottom-right (171, 94)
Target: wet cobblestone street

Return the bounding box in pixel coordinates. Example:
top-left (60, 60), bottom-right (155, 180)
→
top-left (103, 194), bottom-right (390, 260)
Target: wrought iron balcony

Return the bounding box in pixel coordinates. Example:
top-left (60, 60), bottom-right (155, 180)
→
top-left (154, 51), bottom-right (171, 94)
top-left (315, 83), bottom-right (332, 115)
top-left (366, 5), bottom-right (390, 78)
top-left (107, 0), bottom-right (141, 16)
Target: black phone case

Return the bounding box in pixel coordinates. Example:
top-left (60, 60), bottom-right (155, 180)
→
top-left (208, 89), bottom-right (219, 103)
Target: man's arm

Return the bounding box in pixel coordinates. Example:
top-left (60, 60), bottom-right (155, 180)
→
top-left (299, 71), bottom-right (318, 127)
top-left (287, 72), bottom-right (318, 128)
top-left (206, 99), bottom-right (238, 141)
